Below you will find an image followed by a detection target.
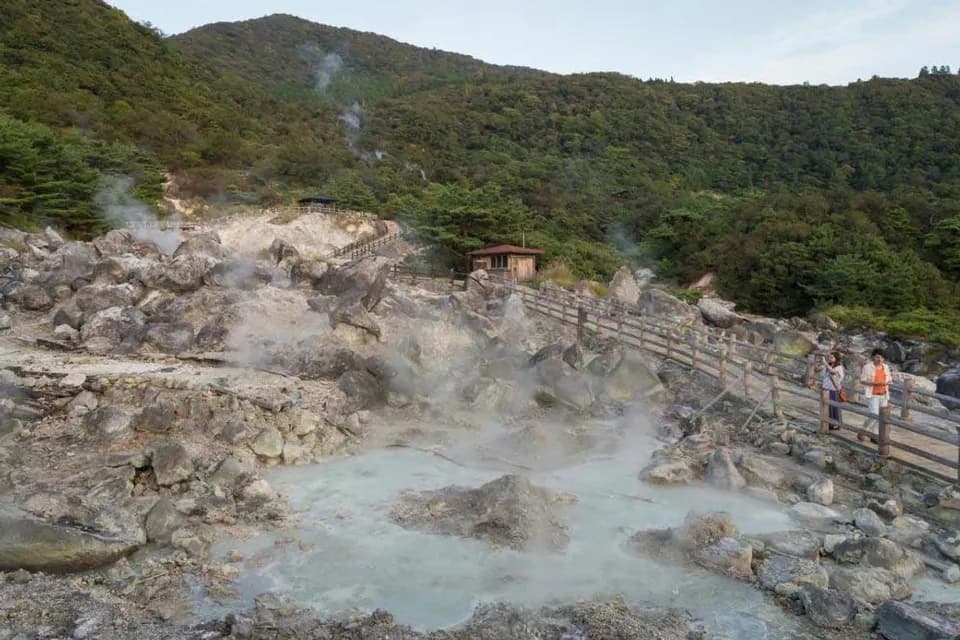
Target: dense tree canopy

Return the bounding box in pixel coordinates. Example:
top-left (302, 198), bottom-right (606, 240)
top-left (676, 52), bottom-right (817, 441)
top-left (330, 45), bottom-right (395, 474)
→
top-left (0, 3), bottom-right (958, 343)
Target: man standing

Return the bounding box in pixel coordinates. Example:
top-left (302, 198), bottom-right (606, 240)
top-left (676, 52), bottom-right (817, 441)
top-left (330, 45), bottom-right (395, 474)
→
top-left (859, 348), bottom-right (893, 442)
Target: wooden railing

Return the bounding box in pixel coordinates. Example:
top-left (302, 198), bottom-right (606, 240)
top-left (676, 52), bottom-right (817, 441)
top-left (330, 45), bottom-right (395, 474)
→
top-left (390, 264), bottom-right (467, 289)
top-left (333, 231), bottom-right (402, 261)
top-left (501, 284), bottom-right (960, 484)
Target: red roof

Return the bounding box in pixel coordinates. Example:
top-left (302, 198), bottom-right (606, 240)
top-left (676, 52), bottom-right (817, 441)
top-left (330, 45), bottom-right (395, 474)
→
top-left (468, 244), bottom-right (544, 256)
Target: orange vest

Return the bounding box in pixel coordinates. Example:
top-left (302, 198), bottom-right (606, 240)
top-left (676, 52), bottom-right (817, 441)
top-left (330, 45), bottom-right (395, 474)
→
top-left (872, 364), bottom-right (887, 396)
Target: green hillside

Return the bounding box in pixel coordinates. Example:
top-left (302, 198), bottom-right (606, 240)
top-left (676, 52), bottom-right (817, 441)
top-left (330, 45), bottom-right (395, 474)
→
top-left (1, 3), bottom-right (959, 342)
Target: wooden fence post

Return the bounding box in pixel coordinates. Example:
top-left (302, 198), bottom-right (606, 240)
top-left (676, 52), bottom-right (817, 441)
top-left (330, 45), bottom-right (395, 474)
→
top-left (719, 333), bottom-right (729, 386)
top-left (878, 405), bottom-right (891, 459)
top-left (743, 361), bottom-right (752, 398)
top-left (819, 388), bottom-right (830, 433)
top-left (900, 377), bottom-right (913, 422)
top-left (616, 318), bottom-right (623, 343)
top-left (691, 332), bottom-right (700, 371)
top-left (666, 329), bottom-right (674, 360)
top-left (771, 374), bottom-right (783, 418)
top-left (577, 306), bottom-right (586, 344)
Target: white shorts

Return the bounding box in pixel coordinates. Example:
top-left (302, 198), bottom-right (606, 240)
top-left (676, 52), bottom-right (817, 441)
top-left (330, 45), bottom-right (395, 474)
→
top-left (866, 395), bottom-right (889, 415)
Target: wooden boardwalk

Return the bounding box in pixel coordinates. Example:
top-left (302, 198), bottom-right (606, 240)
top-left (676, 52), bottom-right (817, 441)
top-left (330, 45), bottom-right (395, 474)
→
top-left (505, 285), bottom-right (960, 484)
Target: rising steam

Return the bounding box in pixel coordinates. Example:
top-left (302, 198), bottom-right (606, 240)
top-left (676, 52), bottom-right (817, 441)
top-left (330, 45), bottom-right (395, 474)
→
top-left (300, 45), bottom-right (343, 93)
top-left (95, 175), bottom-right (180, 254)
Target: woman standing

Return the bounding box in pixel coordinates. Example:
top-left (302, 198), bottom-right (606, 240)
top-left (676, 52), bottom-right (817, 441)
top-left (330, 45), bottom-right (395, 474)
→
top-left (820, 351), bottom-right (845, 430)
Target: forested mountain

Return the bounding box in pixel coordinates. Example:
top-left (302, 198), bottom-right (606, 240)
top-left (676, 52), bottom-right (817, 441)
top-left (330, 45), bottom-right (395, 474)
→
top-left (1, 2), bottom-right (959, 342)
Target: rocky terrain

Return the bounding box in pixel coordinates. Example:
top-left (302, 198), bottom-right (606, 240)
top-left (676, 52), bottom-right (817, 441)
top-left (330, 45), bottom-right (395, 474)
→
top-left (1, 218), bottom-right (960, 640)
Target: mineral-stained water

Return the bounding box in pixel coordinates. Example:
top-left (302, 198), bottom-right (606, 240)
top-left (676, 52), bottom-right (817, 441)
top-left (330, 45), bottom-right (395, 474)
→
top-left (207, 424), bottom-right (825, 639)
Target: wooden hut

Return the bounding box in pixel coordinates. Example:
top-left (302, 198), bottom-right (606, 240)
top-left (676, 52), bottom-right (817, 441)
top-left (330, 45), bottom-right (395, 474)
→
top-left (467, 244), bottom-right (544, 282)
top-left (297, 195), bottom-right (337, 209)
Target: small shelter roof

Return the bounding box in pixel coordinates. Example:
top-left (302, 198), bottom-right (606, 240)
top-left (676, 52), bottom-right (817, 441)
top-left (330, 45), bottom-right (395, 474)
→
top-left (467, 244), bottom-right (544, 256)
top-left (297, 194), bottom-right (337, 205)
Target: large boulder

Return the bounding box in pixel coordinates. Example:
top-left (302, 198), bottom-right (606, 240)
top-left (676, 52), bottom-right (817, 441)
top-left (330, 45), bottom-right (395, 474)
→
top-left (828, 566), bottom-right (912, 603)
top-left (74, 283), bottom-right (141, 314)
top-left (608, 266), bottom-right (640, 304)
top-left (93, 229), bottom-right (134, 257)
top-left (755, 530), bottom-right (822, 560)
top-left (84, 407), bottom-right (132, 442)
top-left (832, 537), bottom-right (924, 580)
top-left (14, 284), bottom-right (53, 311)
top-left (639, 448), bottom-right (695, 485)
top-left (852, 507), bottom-right (888, 537)
top-left (132, 401), bottom-right (175, 433)
top-left (595, 350), bottom-right (664, 403)
top-left (152, 254), bottom-right (218, 293)
top-left (756, 553), bottom-right (828, 592)
top-left (250, 427), bottom-right (284, 459)
top-left (705, 448), bottom-right (746, 490)
top-left (0, 502), bottom-right (144, 572)
top-left (773, 329), bottom-right (816, 357)
top-left (795, 585), bottom-right (856, 629)
top-left (637, 289), bottom-right (699, 322)
top-left (144, 497), bottom-right (182, 544)
top-left (390, 474), bottom-right (569, 551)
top-left (532, 358), bottom-right (594, 412)
top-left (697, 298), bottom-right (738, 329)
top-left (737, 453), bottom-right (788, 489)
top-left (80, 306), bottom-right (147, 349)
top-left (875, 601), bottom-right (960, 640)
top-left (935, 368), bottom-right (960, 411)
top-left (143, 322), bottom-right (194, 354)
top-left (173, 231), bottom-right (226, 260)
top-left (315, 256), bottom-right (390, 311)
top-left (204, 259), bottom-right (264, 289)
top-left (328, 300), bottom-right (381, 339)
top-left (149, 442), bottom-right (194, 486)
top-left (693, 537), bottom-right (753, 580)
top-left (787, 502), bottom-right (841, 531)
top-left (337, 369), bottom-right (385, 413)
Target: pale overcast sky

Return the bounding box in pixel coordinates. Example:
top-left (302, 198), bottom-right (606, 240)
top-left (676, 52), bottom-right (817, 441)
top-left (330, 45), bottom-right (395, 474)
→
top-left (108, 0), bottom-right (960, 85)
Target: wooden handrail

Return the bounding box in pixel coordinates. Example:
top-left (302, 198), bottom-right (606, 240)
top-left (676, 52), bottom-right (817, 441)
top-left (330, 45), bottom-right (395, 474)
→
top-left (489, 281), bottom-right (960, 482)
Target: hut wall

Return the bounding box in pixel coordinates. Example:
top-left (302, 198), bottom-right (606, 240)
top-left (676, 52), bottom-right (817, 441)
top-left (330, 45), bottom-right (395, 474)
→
top-left (509, 255), bottom-right (537, 282)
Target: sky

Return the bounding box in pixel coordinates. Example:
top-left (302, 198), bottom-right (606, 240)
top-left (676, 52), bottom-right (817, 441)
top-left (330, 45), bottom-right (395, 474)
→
top-left (108, 0), bottom-right (960, 85)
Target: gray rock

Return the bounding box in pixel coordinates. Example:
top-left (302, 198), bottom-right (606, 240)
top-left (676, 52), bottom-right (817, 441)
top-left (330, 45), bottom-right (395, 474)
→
top-left (222, 422), bottom-right (249, 445)
top-left (53, 323), bottom-right (79, 342)
top-left (132, 401), bottom-right (175, 433)
top-left (756, 553), bottom-right (829, 591)
top-left (738, 453), bottom-right (787, 489)
top-left (888, 516), bottom-right (930, 550)
top-left (328, 300), bottom-right (381, 338)
top-left (595, 350), bottom-right (663, 403)
top-left (93, 230), bottom-right (133, 257)
top-left (674, 511), bottom-right (738, 548)
top-left (788, 502), bottom-right (841, 530)
top-left (337, 369), bottom-right (385, 413)
top-left (562, 343), bottom-right (584, 370)
top-left (935, 369), bottom-right (960, 410)
top-left (833, 537), bottom-right (924, 580)
top-left (796, 584), bottom-right (856, 629)
top-left (806, 478), bottom-right (834, 506)
top-left (52, 306), bottom-right (84, 331)
top-left (637, 289), bottom-right (699, 322)
top-left (639, 453), bottom-right (694, 486)
top-left (585, 348), bottom-right (624, 377)
top-left (693, 536), bottom-right (753, 580)
top-left (173, 231), bottom-right (225, 260)
top-left (149, 442), bottom-right (194, 486)
top-left (80, 306), bottom-right (146, 348)
top-left (867, 496), bottom-right (903, 520)
top-left (144, 498), bottom-right (181, 544)
top-left (15, 284), bottom-right (53, 311)
top-left (390, 474), bottom-right (569, 551)
top-left (934, 531), bottom-right (960, 562)
top-left (74, 283), bottom-right (141, 314)
top-left (608, 266), bottom-right (640, 304)
top-left (773, 329), bottom-right (816, 357)
top-left (705, 448), bottom-right (746, 490)
top-left (755, 530), bottom-right (822, 560)
top-left (0, 502), bottom-right (143, 572)
top-left (209, 457), bottom-right (249, 489)
top-left (875, 601), bottom-right (960, 640)
top-left (316, 256), bottom-right (391, 311)
top-left (251, 427), bottom-right (284, 459)
top-left (853, 507), bottom-right (888, 537)
top-left (697, 297), bottom-right (738, 329)
top-left (143, 322), bottom-right (194, 354)
top-left (153, 254), bottom-right (218, 293)
top-left (84, 407), bottom-right (132, 442)
top-left (0, 312), bottom-right (11, 330)
top-left (829, 566), bottom-right (912, 603)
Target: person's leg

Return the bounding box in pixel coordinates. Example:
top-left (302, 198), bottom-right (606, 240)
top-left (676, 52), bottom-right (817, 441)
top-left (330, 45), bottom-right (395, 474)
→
top-left (828, 390), bottom-right (840, 428)
top-left (860, 396), bottom-right (879, 441)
